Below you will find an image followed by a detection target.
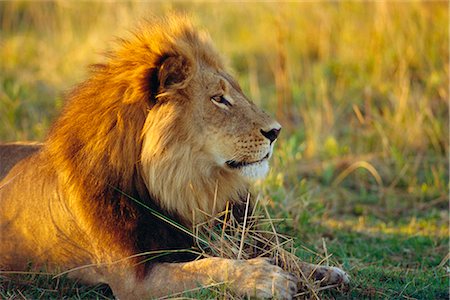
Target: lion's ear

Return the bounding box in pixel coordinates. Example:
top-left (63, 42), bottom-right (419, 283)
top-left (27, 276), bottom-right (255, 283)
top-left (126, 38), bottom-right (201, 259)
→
top-left (158, 55), bottom-right (193, 90)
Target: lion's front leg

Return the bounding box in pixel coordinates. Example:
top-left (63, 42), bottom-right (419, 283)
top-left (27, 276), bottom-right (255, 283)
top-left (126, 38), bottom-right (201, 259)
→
top-left (110, 257), bottom-right (298, 299)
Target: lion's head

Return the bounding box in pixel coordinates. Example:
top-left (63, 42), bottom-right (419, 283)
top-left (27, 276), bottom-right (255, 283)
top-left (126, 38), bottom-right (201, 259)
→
top-left (137, 17), bottom-right (281, 222)
top-left (46, 16), bottom-right (280, 226)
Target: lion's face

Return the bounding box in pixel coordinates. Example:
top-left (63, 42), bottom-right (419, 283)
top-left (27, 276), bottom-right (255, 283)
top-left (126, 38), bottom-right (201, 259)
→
top-left (142, 59), bottom-right (280, 183)
top-left (188, 66), bottom-right (281, 180)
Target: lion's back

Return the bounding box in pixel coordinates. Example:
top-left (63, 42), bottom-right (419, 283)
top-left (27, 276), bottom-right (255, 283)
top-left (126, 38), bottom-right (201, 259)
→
top-left (0, 142), bottom-right (42, 180)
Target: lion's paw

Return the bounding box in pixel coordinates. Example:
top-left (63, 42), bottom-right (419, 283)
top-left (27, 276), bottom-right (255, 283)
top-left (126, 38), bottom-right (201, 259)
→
top-left (312, 265), bottom-right (350, 286)
top-left (234, 257), bottom-right (298, 300)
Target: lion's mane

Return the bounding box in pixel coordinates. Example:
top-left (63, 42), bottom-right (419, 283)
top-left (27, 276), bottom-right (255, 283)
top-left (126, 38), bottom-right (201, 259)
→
top-left (0, 16), bottom-right (249, 278)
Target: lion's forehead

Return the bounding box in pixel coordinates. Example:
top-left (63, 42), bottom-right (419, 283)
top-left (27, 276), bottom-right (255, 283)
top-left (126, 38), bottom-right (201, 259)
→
top-left (219, 71), bottom-right (243, 93)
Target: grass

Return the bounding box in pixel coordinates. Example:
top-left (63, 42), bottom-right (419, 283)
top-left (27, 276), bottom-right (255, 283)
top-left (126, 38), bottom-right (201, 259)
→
top-left (0, 1), bottom-right (448, 299)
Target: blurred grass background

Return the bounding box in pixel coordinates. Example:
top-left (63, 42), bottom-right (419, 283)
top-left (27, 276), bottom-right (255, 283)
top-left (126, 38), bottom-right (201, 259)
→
top-left (0, 1), bottom-right (448, 299)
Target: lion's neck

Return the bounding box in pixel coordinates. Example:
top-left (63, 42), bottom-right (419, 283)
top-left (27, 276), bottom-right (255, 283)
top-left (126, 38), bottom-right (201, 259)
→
top-left (140, 146), bottom-right (248, 227)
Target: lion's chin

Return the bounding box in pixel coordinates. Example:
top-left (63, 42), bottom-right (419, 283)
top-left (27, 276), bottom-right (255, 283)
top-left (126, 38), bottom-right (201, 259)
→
top-left (234, 159), bottom-right (270, 180)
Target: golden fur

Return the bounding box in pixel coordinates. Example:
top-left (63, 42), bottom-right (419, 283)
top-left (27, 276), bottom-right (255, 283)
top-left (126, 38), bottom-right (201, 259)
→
top-left (0, 16), bottom-right (348, 299)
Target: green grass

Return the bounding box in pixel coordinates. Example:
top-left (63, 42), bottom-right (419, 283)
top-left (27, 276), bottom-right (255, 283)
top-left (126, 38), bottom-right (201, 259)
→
top-left (293, 222), bottom-right (447, 299)
top-left (0, 2), bottom-right (448, 299)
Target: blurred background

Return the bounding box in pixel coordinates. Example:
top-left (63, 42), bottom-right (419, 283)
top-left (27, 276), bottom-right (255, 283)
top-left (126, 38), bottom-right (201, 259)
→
top-left (0, 1), bottom-right (448, 299)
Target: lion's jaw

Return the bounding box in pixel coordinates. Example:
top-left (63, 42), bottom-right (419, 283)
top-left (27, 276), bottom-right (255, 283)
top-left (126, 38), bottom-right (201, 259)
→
top-left (236, 150), bottom-right (271, 180)
top-left (241, 159), bottom-right (270, 179)
top-left (222, 142), bottom-right (275, 180)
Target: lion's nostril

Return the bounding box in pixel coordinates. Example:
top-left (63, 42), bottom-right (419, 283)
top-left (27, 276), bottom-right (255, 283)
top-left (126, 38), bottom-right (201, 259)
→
top-left (260, 128), bottom-right (281, 144)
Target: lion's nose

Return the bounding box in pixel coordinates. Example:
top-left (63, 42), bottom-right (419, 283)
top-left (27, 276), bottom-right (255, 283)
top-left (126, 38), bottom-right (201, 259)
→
top-left (260, 127), bottom-right (281, 144)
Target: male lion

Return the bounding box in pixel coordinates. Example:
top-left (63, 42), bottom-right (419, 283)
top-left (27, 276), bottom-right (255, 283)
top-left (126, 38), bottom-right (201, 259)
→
top-left (0, 16), bottom-right (348, 299)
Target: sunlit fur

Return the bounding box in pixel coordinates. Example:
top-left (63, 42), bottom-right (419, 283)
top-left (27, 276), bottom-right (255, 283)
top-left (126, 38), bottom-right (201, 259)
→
top-left (0, 15), bottom-right (285, 298)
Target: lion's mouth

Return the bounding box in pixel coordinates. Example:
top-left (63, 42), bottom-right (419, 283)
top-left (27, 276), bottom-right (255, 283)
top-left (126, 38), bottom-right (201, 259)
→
top-left (226, 153), bottom-right (270, 169)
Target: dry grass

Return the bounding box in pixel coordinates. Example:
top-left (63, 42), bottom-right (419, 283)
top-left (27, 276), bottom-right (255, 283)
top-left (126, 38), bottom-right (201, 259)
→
top-left (189, 195), bottom-right (348, 299)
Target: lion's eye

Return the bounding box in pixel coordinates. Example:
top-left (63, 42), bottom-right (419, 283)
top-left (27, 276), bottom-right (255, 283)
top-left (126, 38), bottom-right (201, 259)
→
top-left (211, 95), bottom-right (232, 108)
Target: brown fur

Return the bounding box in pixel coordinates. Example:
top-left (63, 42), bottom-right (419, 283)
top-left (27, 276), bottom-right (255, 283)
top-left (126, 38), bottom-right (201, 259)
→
top-left (0, 142), bottom-right (42, 180)
top-left (0, 16), bottom-right (347, 299)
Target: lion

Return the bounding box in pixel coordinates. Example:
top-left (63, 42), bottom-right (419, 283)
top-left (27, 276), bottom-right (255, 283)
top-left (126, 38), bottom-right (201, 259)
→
top-left (0, 16), bottom-right (348, 299)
